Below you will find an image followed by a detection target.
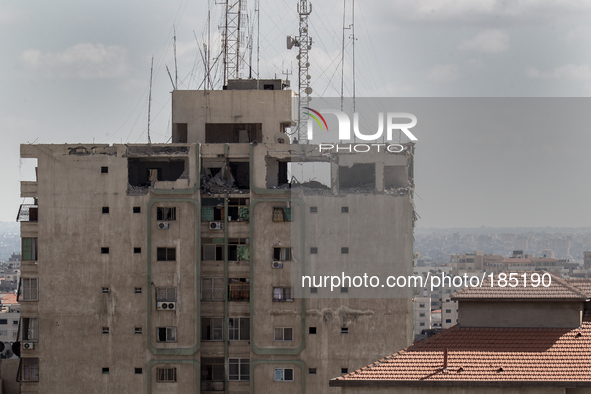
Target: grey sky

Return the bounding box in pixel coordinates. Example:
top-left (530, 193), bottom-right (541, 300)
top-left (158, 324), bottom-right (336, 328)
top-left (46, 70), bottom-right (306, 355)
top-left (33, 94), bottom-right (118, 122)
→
top-left (2, 0), bottom-right (591, 227)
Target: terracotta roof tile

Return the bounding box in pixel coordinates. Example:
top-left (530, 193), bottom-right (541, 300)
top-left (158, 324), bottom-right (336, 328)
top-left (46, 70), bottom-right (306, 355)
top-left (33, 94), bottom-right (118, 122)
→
top-left (333, 312), bottom-right (591, 384)
top-left (451, 272), bottom-right (588, 300)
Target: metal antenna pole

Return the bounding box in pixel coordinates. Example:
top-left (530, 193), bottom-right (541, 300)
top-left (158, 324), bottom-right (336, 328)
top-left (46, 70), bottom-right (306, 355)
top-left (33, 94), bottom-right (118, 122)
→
top-left (220, 0), bottom-right (245, 87)
top-left (296, 0), bottom-right (312, 143)
top-left (147, 57), bottom-right (153, 145)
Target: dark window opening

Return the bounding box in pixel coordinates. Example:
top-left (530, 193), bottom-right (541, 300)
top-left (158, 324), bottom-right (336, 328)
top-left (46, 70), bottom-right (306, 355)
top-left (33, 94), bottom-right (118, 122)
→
top-left (134, 287), bottom-right (142, 294)
top-left (341, 368), bottom-right (348, 374)
top-left (135, 368), bottom-right (142, 374)
top-left (202, 244), bottom-right (224, 261)
top-left (101, 167), bottom-right (108, 174)
top-left (201, 317), bottom-right (223, 341)
top-left (201, 358), bottom-right (225, 390)
top-left (341, 327), bottom-right (349, 334)
top-left (205, 123), bottom-right (262, 144)
top-left (310, 206), bottom-right (317, 213)
top-left (102, 287), bottom-right (109, 294)
top-left (310, 247), bottom-right (318, 254)
top-left (339, 163), bottom-right (376, 191)
top-left (134, 247), bottom-right (141, 254)
top-left (157, 207), bottom-right (176, 221)
top-left (278, 161), bottom-right (289, 186)
top-left (273, 247), bottom-right (291, 261)
top-left (102, 207), bottom-right (109, 214)
top-left (310, 287), bottom-right (318, 294)
top-left (133, 207), bottom-right (141, 213)
top-left (173, 123), bottom-right (188, 143)
top-left (101, 247), bottom-right (109, 254)
top-left (309, 368), bottom-right (317, 375)
top-left (128, 158), bottom-right (186, 187)
top-left (102, 368), bottom-right (109, 374)
top-left (228, 239), bottom-right (249, 261)
top-left (341, 247), bottom-right (349, 254)
top-left (341, 206), bottom-right (349, 213)
top-left (309, 327), bottom-right (317, 334)
top-left (340, 287), bottom-right (348, 293)
top-left (157, 248), bottom-right (176, 261)
top-left (157, 326), bottom-right (177, 342)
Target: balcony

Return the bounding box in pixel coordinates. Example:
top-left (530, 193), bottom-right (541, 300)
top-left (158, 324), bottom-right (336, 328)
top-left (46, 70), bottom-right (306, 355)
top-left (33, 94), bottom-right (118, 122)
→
top-left (228, 279), bottom-right (250, 302)
top-left (17, 205), bottom-right (38, 222)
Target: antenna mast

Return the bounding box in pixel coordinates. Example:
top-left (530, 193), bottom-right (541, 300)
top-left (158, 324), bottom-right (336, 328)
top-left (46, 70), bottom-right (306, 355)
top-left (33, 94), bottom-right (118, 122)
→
top-left (292, 0), bottom-right (312, 143)
top-left (147, 57), bottom-right (153, 145)
top-left (221, 0), bottom-right (246, 87)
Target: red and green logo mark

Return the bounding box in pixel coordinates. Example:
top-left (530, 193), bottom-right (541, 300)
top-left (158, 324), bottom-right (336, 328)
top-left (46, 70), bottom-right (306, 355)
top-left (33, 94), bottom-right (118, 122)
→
top-left (304, 107), bottom-right (329, 132)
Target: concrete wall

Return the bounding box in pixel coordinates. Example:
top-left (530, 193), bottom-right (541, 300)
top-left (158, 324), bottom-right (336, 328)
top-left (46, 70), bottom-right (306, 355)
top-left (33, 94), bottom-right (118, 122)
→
top-left (1, 359), bottom-right (19, 394)
top-left (458, 301), bottom-right (583, 328)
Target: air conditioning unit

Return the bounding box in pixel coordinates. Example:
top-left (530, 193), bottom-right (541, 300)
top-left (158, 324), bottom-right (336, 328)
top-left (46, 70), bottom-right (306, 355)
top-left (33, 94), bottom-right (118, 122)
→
top-left (272, 261), bottom-right (283, 269)
top-left (158, 222), bottom-right (169, 230)
top-left (209, 221), bottom-right (222, 230)
top-left (157, 301), bottom-right (176, 311)
top-left (23, 342), bottom-right (34, 350)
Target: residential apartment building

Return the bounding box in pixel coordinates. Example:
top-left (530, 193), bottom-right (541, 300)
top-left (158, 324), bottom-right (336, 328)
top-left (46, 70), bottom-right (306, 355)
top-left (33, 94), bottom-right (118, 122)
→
top-left (17, 81), bottom-right (415, 393)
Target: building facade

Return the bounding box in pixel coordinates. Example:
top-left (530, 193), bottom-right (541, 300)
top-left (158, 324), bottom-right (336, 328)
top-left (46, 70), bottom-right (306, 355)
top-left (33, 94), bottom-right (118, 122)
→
top-left (17, 83), bottom-right (415, 393)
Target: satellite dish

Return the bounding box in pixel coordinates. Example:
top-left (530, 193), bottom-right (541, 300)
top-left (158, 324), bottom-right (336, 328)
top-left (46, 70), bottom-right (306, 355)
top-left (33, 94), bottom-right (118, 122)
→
top-left (274, 133), bottom-right (290, 144)
top-left (414, 251), bottom-right (421, 259)
top-left (287, 35), bottom-right (296, 50)
top-left (305, 87), bottom-right (313, 95)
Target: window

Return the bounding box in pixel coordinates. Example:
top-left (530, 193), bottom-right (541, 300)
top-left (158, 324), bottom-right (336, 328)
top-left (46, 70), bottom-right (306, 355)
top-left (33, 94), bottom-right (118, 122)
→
top-left (134, 247), bottom-right (141, 254)
top-left (157, 207), bottom-right (176, 221)
top-left (446, 319), bottom-right (452, 323)
top-left (229, 239), bottom-right (249, 261)
top-left (341, 368), bottom-right (348, 374)
top-left (156, 367), bottom-right (177, 382)
top-left (13, 320), bottom-right (18, 325)
top-left (419, 303), bottom-right (425, 308)
top-left (201, 278), bottom-right (224, 301)
top-left (341, 327), bottom-right (349, 334)
top-left (102, 368), bottom-right (109, 374)
top-left (135, 327), bottom-right (142, 334)
top-left (228, 198), bottom-right (250, 221)
top-left (21, 318), bottom-right (37, 340)
top-left (22, 238), bottom-right (38, 261)
top-left (310, 287), bottom-right (318, 294)
top-left (341, 206), bottom-right (349, 213)
top-left (157, 327), bottom-right (177, 342)
top-left (446, 309), bottom-right (452, 313)
top-left (341, 247), bottom-right (349, 254)
top-left (101, 166), bottom-right (108, 174)
top-left (101, 247), bottom-right (109, 254)
top-left (273, 247), bottom-right (291, 261)
top-left (156, 247), bottom-right (176, 261)
top-left (103, 327), bottom-right (109, 334)
top-left (201, 358), bottom-right (224, 388)
top-left (22, 278), bottom-right (39, 301)
top-left (134, 287), bottom-right (142, 294)
top-left (274, 327), bottom-right (293, 341)
top-left (309, 327), bottom-right (317, 334)
top-left (156, 287), bottom-right (177, 302)
top-left (229, 317), bottom-right (250, 340)
top-left (340, 287), bottom-right (348, 293)
top-left (228, 278), bottom-right (250, 302)
top-left (102, 207), bottom-right (109, 214)
top-left (202, 244), bottom-right (224, 261)
top-left (419, 313), bottom-right (425, 317)
top-left (273, 207), bottom-right (292, 222)
top-left (309, 368), bottom-right (317, 375)
top-left (135, 368), bottom-right (142, 374)
top-left (274, 368), bottom-right (294, 382)
top-left (229, 358), bottom-right (249, 381)
top-left (102, 287), bottom-right (109, 294)
top-left (0, 319), bottom-right (6, 325)
top-left (273, 287), bottom-right (293, 302)
top-left (419, 322), bottom-right (425, 326)
top-left (310, 247), bottom-right (318, 254)
top-left (310, 206), bottom-right (317, 213)
top-left (133, 206), bottom-right (141, 213)
top-left (201, 318), bottom-right (223, 341)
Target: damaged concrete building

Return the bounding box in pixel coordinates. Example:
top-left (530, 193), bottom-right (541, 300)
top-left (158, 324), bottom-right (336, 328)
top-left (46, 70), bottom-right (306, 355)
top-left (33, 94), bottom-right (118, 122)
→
top-left (18, 80), bottom-right (415, 393)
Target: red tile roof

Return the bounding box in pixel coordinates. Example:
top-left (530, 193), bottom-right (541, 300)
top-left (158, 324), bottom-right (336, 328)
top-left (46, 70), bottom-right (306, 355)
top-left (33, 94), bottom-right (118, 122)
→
top-left (0, 293), bottom-right (17, 305)
top-left (331, 312), bottom-right (591, 387)
top-left (568, 279), bottom-right (591, 298)
top-left (451, 272), bottom-right (588, 301)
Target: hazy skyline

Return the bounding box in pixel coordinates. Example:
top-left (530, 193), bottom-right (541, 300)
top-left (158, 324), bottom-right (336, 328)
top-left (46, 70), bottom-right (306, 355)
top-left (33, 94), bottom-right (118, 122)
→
top-left (2, 0), bottom-right (591, 227)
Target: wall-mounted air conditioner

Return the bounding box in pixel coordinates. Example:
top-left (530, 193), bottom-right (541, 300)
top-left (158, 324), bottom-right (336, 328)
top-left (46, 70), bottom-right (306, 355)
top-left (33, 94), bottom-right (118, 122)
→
top-left (272, 261), bottom-right (283, 269)
top-left (157, 302), bottom-right (176, 310)
top-left (23, 342), bottom-right (34, 350)
top-left (209, 221), bottom-right (222, 230)
top-left (158, 222), bottom-right (169, 229)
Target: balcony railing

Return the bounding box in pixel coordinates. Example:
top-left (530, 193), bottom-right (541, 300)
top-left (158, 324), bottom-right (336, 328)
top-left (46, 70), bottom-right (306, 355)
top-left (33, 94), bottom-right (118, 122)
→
top-left (16, 205), bottom-right (38, 222)
top-left (228, 284), bottom-right (250, 302)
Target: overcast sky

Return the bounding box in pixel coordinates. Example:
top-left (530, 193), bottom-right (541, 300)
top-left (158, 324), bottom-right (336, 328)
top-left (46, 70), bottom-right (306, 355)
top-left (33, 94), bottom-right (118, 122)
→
top-left (2, 0), bottom-right (591, 227)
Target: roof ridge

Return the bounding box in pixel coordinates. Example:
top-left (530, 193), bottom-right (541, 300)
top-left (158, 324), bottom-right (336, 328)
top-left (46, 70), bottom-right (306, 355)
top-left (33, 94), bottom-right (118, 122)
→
top-left (549, 272), bottom-right (589, 299)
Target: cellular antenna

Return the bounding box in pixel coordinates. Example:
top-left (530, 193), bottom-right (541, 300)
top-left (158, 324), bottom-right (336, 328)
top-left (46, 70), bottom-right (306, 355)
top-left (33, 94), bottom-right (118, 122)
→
top-left (287, 0), bottom-right (313, 143)
top-left (147, 57), bottom-right (153, 145)
top-left (220, 0), bottom-right (247, 87)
